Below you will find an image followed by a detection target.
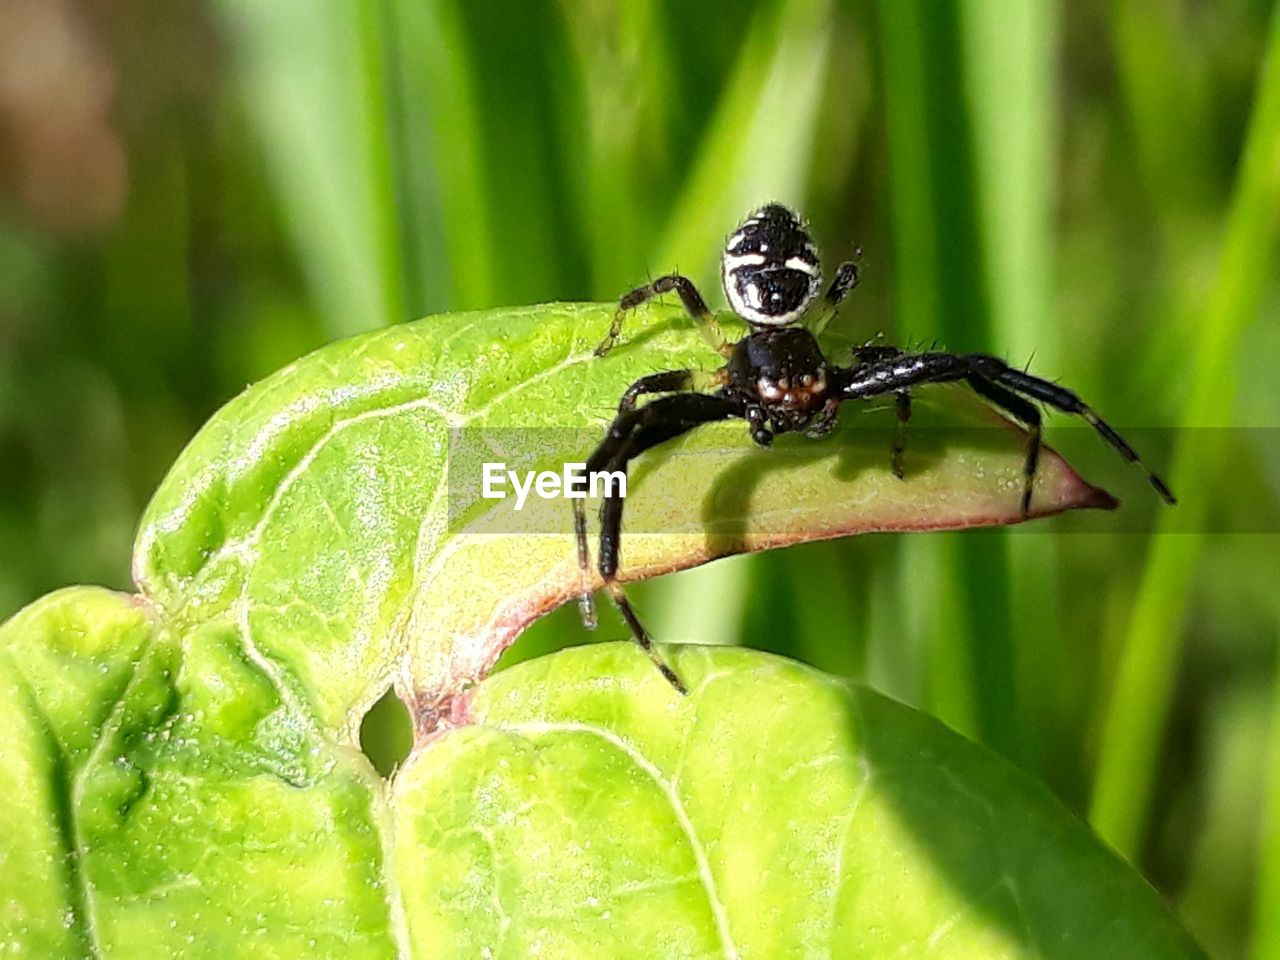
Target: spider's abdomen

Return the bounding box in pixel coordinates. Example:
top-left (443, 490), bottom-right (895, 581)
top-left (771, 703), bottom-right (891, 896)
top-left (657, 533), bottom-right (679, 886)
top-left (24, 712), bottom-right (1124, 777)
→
top-left (722, 203), bottom-right (822, 327)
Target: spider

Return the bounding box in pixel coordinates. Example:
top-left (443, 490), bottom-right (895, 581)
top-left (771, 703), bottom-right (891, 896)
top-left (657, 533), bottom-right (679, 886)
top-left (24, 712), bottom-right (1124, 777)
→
top-left (574, 203), bottom-right (1175, 693)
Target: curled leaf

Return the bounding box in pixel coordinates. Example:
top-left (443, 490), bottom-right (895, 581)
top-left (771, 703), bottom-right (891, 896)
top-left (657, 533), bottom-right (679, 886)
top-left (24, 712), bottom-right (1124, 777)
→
top-left (132, 304), bottom-right (1111, 727)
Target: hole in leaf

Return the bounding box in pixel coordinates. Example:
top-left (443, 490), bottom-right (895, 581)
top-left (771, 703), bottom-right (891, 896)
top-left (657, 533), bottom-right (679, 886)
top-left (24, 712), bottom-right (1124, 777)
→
top-left (359, 686), bottom-right (412, 777)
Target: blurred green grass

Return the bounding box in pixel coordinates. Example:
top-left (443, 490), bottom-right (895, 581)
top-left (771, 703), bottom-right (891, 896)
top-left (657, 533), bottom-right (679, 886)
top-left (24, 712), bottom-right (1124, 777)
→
top-left (1, 1), bottom-right (1277, 956)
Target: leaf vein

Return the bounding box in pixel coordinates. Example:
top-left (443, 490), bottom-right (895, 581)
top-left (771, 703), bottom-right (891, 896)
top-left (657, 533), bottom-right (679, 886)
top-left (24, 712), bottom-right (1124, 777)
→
top-left (502, 720), bottom-right (740, 960)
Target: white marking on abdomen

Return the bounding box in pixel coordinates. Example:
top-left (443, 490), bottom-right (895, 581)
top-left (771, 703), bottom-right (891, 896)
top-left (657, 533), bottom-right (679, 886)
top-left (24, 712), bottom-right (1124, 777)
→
top-left (784, 256), bottom-right (820, 275)
top-left (724, 253), bottom-right (767, 271)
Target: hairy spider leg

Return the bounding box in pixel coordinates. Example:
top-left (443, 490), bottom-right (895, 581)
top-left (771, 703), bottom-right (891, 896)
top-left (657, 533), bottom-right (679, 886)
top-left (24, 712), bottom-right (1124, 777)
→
top-left (595, 274), bottom-right (732, 358)
top-left (835, 352), bottom-right (1176, 509)
top-left (580, 392), bottom-right (743, 692)
top-left (810, 260), bottom-right (860, 337)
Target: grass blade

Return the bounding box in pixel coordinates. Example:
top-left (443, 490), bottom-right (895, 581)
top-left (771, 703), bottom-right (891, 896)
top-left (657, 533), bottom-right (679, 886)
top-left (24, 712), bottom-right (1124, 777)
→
top-left (957, 0), bottom-right (1061, 772)
top-left (1253, 661), bottom-right (1280, 960)
top-left (1090, 2), bottom-right (1280, 857)
top-left (654, 0), bottom-right (836, 285)
top-left (215, 0), bottom-right (405, 335)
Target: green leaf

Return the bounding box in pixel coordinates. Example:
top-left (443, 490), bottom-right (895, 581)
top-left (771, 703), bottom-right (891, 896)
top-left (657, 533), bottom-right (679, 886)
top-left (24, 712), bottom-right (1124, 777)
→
top-left (398, 643), bottom-right (1202, 958)
top-left (0, 586), bottom-right (396, 957)
top-left (2, 304), bottom-right (1199, 957)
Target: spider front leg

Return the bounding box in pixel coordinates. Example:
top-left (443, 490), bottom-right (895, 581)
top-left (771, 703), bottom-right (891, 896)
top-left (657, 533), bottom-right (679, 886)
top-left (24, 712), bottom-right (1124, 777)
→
top-left (574, 366), bottom-right (728, 626)
top-left (577, 392), bottom-right (743, 692)
top-left (618, 368), bottom-right (728, 414)
top-left (595, 274), bottom-right (732, 358)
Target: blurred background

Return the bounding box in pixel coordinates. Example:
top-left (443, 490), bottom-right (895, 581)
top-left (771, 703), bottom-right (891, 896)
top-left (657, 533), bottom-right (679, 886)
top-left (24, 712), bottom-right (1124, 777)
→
top-left (1, 0), bottom-right (1278, 955)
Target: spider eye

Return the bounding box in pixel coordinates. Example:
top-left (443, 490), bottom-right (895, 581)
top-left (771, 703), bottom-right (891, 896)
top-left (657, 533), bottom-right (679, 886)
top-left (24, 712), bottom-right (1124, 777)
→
top-left (722, 204), bottom-right (821, 326)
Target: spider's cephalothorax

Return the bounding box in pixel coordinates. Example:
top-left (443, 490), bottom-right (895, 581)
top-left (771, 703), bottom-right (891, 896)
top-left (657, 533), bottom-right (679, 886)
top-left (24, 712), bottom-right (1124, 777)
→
top-left (726, 326), bottom-right (831, 438)
top-left (579, 203), bottom-right (1176, 693)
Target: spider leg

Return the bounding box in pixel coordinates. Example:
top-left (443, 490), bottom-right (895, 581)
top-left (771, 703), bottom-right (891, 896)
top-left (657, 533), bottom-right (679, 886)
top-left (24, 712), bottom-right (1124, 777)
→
top-left (617, 368), bottom-right (728, 414)
top-left (576, 367), bottom-right (731, 626)
top-left (964, 374), bottom-right (1042, 516)
top-left (851, 342), bottom-right (904, 366)
top-left (745, 405), bottom-right (774, 446)
top-left (811, 260), bottom-right (861, 337)
top-left (967, 357), bottom-right (1176, 504)
top-left (580, 392), bottom-right (743, 692)
top-left (573, 500), bottom-right (597, 629)
top-left (835, 352), bottom-right (971, 399)
top-left (596, 274), bottom-right (732, 358)
top-left (825, 260), bottom-right (861, 307)
top-left (836, 352), bottom-right (1176, 505)
top-left (892, 390), bottom-right (912, 479)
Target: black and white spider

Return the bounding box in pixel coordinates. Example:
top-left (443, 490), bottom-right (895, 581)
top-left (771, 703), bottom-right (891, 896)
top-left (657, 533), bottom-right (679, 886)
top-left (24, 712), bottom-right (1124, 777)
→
top-left (576, 203), bottom-right (1175, 692)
